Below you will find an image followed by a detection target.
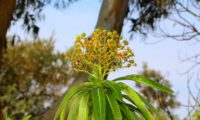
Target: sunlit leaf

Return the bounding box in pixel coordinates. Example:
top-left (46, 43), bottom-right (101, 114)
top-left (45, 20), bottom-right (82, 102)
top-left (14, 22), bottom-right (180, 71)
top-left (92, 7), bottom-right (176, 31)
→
top-left (54, 82), bottom-right (93, 120)
top-left (77, 93), bottom-right (90, 120)
top-left (106, 93), bottom-right (122, 120)
top-left (104, 81), bottom-right (123, 102)
top-left (119, 83), bottom-right (154, 120)
top-left (67, 93), bottom-right (82, 120)
top-left (91, 110), bottom-right (96, 120)
top-left (92, 87), bottom-right (106, 120)
top-left (136, 92), bottom-right (157, 113)
top-left (113, 74), bottom-right (173, 94)
top-left (120, 103), bottom-right (137, 120)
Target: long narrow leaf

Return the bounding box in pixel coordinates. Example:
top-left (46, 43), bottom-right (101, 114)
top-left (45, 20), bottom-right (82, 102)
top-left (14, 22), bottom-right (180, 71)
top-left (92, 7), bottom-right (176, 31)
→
top-left (120, 103), bottom-right (137, 120)
top-left (119, 83), bottom-right (154, 120)
top-left (125, 103), bottom-right (142, 115)
top-left (67, 93), bottom-right (82, 120)
top-left (106, 101), bottom-right (115, 120)
top-left (91, 110), bottom-right (96, 120)
top-left (106, 93), bottom-right (122, 120)
top-left (113, 74), bottom-right (173, 94)
top-left (104, 81), bottom-right (123, 102)
top-left (123, 94), bottom-right (156, 115)
top-left (54, 82), bottom-right (93, 120)
top-left (77, 93), bottom-right (90, 120)
top-left (92, 87), bottom-right (106, 120)
top-left (136, 92), bottom-right (157, 113)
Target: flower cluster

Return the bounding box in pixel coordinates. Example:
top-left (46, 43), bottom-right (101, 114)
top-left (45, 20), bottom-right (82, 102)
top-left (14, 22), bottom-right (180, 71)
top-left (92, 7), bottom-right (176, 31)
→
top-left (65, 29), bottom-right (136, 80)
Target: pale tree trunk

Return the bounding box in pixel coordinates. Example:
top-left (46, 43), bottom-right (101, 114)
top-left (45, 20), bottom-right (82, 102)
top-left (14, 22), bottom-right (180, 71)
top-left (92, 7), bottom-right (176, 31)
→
top-left (37, 0), bottom-right (129, 119)
top-left (0, 1), bottom-right (16, 119)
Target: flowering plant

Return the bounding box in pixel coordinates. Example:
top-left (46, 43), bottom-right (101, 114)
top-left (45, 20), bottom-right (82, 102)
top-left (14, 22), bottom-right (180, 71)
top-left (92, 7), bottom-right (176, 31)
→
top-left (66, 29), bottom-right (136, 80)
top-left (54, 29), bottom-right (173, 120)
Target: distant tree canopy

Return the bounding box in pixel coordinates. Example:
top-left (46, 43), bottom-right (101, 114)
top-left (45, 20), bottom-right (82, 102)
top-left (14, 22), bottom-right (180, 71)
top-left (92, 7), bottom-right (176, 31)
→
top-left (0, 39), bottom-right (73, 119)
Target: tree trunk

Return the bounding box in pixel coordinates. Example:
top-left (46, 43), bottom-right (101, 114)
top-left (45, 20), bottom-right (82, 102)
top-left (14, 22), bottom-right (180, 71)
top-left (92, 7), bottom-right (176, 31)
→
top-left (0, 112), bottom-right (4, 120)
top-left (95, 0), bottom-right (129, 33)
top-left (0, 0), bottom-right (16, 61)
top-left (37, 0), bottom-right (129, 119)
top-left (0, 0), bottom-right (16, 119)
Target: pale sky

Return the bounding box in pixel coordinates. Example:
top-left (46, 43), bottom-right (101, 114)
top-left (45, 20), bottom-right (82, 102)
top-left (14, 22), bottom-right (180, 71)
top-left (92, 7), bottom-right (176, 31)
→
top-left (8, 0), bottom-right (200, 119)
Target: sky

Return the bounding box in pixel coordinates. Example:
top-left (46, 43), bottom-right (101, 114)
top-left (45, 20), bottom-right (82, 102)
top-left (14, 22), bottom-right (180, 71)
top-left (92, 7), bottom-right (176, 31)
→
top-left (8, 0), bottom-right (200, 119)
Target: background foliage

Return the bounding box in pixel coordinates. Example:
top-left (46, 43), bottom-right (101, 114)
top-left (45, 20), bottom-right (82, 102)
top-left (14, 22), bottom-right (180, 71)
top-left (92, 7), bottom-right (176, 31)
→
top-left (0, 39), bottom-right (72, 119)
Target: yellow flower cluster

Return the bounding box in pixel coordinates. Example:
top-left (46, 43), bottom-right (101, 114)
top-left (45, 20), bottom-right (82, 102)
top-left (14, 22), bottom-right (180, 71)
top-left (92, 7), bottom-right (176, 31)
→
top-left (65, 29), bottom-right (136, 79)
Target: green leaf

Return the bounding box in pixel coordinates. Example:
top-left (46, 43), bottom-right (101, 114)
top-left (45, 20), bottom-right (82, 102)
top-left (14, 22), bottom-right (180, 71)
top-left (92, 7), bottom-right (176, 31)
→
top-left (91, 110), bottom-right (96, 120)
top-left (104, 81), bottom-right (123, 102)
top-left (22, 115), bottom-right (32, 120)
top-left (125, 103), bottom-right (142, 115)
top-left (54, 82), bottom-right (93, 120)
top-left (119, 83), bottom-right (154, 120)
top-left (136, 92), bottom-right (157, 113)
top-left (120, 103), bottom-right (137, 120)
top-left (124, 93), bottom-right (157, 118)
top-left (77, 93), bottom-right (90, 120)
top-left (113, 74), bottom-right (173, 94)
top-left (67, 93), bottom-right (82, 120)
top-left (92, 87), bottom-right (106, 120)
top-left (106, 104), bottom-right (115, 120)
top-left (106, 93), bottom-right (122, 120)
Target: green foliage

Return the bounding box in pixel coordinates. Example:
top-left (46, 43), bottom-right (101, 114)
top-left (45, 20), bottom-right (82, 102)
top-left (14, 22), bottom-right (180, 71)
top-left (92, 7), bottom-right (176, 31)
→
top-left (113, 74), bottom-right (173, 94)
top-left (91, 87), bottom-right (106, 120)
top-left (54, 30), bottom-right (173, 120)
top-left (54, 75), bottom-right (173, 120)
top-left (0, 39), bottom-right (71, 119)
top-left (5, 114), bottom-right (31, 120)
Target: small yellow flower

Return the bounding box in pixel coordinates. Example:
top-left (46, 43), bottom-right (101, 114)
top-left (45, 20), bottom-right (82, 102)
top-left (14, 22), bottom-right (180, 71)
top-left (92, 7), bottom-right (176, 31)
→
top-left (65, 29), bottom-right (136, 78)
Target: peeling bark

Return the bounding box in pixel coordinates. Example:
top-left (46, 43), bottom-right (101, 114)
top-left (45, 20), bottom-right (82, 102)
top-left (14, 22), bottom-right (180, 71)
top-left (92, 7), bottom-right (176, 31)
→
top-left (37, 0), bottom-right (129, 119)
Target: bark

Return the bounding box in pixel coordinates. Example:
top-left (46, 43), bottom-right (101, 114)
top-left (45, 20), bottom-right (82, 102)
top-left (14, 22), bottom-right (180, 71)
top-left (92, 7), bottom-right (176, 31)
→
top-left (37, 0), bottom-right (129, 119)
top-left (95, 0), bottom-right (129, 33)
top-left (0, 0), bottom-right (16, 62)
top-left (0, 112), bottom-right (4, 120)
top-left (0, 1), bottom-right (16, 119)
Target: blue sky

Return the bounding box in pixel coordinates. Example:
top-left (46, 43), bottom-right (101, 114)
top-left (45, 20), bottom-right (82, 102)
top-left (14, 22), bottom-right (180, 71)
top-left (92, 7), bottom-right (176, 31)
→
top-left (8, 0), bottom-right (200, 118)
